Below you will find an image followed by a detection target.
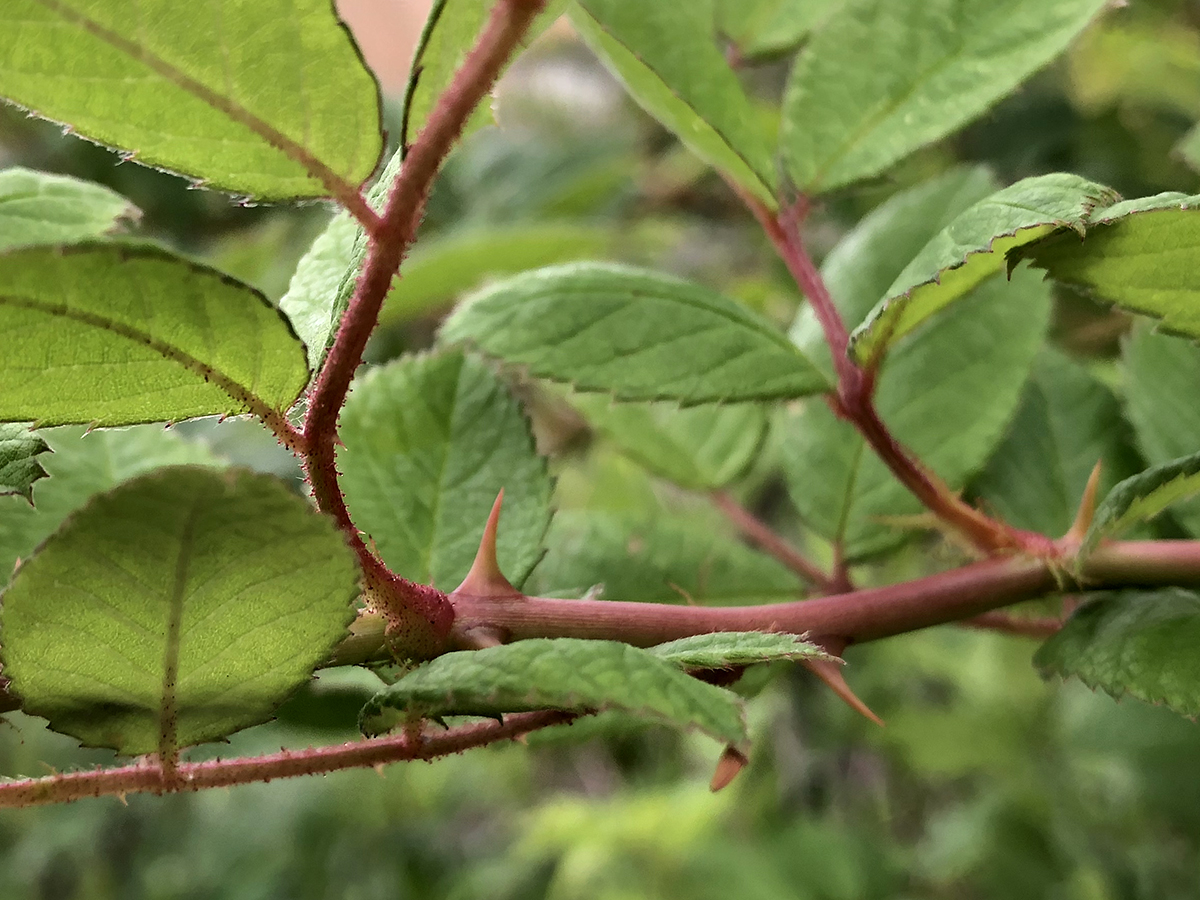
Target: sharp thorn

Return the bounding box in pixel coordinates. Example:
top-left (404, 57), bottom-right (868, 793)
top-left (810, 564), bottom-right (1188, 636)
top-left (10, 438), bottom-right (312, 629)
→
top-left (710, 745), bottom-right (748, 792)
top-left (1065, 460), bottom-right (1103, 544)
top-left (804, 658), bottom-right (884, 727)
top-left (453, 490), bottom-right (521, 599)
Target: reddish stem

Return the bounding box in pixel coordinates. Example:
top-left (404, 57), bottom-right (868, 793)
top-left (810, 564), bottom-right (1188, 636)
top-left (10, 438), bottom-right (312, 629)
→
top-left (300, 0), bottom-right (548, 647)
top-left (0, 710), bottom-right (575, 809)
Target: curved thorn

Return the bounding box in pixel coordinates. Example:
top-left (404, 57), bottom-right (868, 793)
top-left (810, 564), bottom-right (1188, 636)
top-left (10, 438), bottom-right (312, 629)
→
top-left (804, 658), bottom-right (884, 727)
top-left (453, 490), bottom-right (520, 599)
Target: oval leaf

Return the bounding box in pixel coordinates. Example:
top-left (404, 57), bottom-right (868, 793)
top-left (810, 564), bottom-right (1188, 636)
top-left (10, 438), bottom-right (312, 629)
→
top-left (338, 350), bottom-right (552, 590)
top-left (781, 0), bottom-right (1108, 194)
top-left (1083, 451), bottom-right (1200, 555)
top-left (0, 244), bottom-right (310, 426)
top-left (572, 0), bottom-right (777, 206)
top-left (0, 167), bottom-right (137, 251)
top-left (1035, 588), bottom-right (1200, 719)
top-left (0, 0), bottom-right (382, 200)
top-left (358, 638), bottom-right (748, 748)
top-left (440, 262), bottom-right (829, 403)
top-left (848, 173), bottom-right (1118, 366)
top-left (0, 426), bottom-right (225, 577)
top-left (0, 466), bottom-right (360, 754)
top-left (649, 632), bottom-right (832, 669)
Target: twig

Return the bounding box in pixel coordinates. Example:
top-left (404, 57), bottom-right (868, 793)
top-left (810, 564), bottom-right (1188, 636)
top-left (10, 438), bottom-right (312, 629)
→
top-left (0, 710), bottom-right (577, 809)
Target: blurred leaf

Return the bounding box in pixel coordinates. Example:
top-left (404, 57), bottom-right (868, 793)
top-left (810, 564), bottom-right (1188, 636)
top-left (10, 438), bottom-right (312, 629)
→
top-left (381, 223), bottom-right (619, 327)
top-left (359, 638), bottom-right (748, 748)
top-left (568, 395), bottom-right (767, 489)
top-left (848, 173), bottom-right (1117, 366)
top-left (716, 0), bottom-right (842, 60)
top-left (527, 508), bottom-right (801, 604)
top-left (441, 262), bottom-right (829, 403)
top-left (1123, 323), bottom-right (1200, 535)
top-left (781, 0), bottom-right (1108, 193)
top-left (1084, 451), bottom-right (1200, 554)
top-left (0, 244), bottom-right (310, 426)
top-left (972, 349), bottom-right (1139, 536)
top-left (0, 424), bottom-right (49, 503)
top-left (0, 467), bottom-right (359, 754)
top-left (784, 173), bottom-right (1050, 558)
top-left (649, 632), bottom-right (831, 668)
top-left (401, 0), bottom-right (564, 148)
top-left (0, 167), bottom-right (136, 249)
top-left (279, 211), bottom-right (360, 373)
top-left (0, 0), bottom-right (382, 200)
top-left (572, 0), bottom-right (777, 206)
top-left (0, 425), bottom-right (224, 576)
top-left (1027, 198), bottom-right (1200, 340)
top-left (338, 349), bottom-right (552, 590)
top-left (1036, 588), bottom-right (1200, 719)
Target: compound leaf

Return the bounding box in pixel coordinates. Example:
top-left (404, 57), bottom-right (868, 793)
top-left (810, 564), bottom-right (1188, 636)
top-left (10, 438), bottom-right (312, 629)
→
top-left (1036, 588), bottom-right (1200, 719)
top-left (359, 637), bottom-right (748, 749)
top-left (1, 466), bottom-right (359, 754)
top-left (0, 0), bottom-right (382, 200)
top-left (781, 0), bottom-right (1108, 194)
top-left (0, 244), bottom-right (310, 426)
top-left (441, 262), bottom-right (829, 403)
top-left (572, 0), bottom-right (777, 206)
top-left (338, 350), bottom-right (552, 590)
top-left (848, 173), bottom-right (1118, 365)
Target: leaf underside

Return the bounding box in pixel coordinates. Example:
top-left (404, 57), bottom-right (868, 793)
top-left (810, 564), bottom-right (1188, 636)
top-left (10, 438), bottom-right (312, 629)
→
top-left (1084, 450), bottom-right (1200, 555)
top-left (0, 167), bottom-right (137, 251)
top-left (0, 466), bottom-right (360, 754)
top-left (649, 632), bottom-right (833, 669)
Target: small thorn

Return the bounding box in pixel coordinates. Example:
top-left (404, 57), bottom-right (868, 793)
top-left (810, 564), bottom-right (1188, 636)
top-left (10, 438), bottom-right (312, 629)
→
top-left (373, 764), bottom-right (386, 777)
top-left (453, 490), bottom-right (520, 599)
top-left (804, 658), bottom-right (884, 727)
top-left (1065, 460), bottom-right (1103, 544)
top-left (710, 745), bottom-right (748, 792)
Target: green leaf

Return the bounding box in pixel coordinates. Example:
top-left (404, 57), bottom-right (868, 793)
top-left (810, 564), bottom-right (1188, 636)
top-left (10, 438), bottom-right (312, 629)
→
top-left (571, 0), bottom-right (777, 206)
top-left (716, 0), bottom-right (842, 60)
top-left (848, 174), bottom-right (1118, 366)
top-left (358, 638), bottom-right (748, 748)
top-left (781, 0), bottom-right (1108, 194)
top-left (784, 174), bottom-right (1050, 558)
top-left (649, 632), bottom-right (832, 669)
top-left (441, 262), bottom-right (829, 403)
top-left (1123, 323), bottom-right (1200, 536)
top-left (792, 166), bottom-right (999, 380)
top-left (279, 211), bottom-right (360, 373)
top-left (1026, 197), bottom-right (1200, 340)
top-left (0, 425), bottom-right (225, 577)
top-left (526, 509), bottom-right (801, 604)
top-left (0, 167), bottom-right (137, 251)
top-left (0, 466), bottom-right (359, 754)
top-left (0, 244), bottom-right (310, 426)
top-left (337, 350), bottom-right (552, 590)
top-left (1083, 451), bottom-right (1200, 555)
top-left (401, 0), bottom-right (564, 149)
top-left (0, 424), bottom-right (50, 502)
top-left (0, 0), bottom-right (382, 200)
top-left (1035, 588), bottom-right (1200, 718)
top-left (971, 349), bottom-right (1140, 537)
top-left (567, 395), bottom-right (767, 490)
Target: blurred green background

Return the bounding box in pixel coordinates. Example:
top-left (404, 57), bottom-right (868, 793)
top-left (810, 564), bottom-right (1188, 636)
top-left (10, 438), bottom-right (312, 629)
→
top-left (5, 1), bottom-right (1200, 897)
